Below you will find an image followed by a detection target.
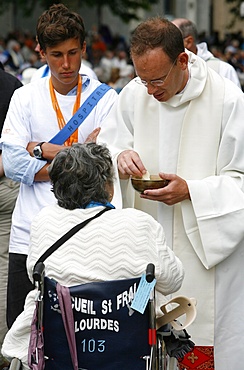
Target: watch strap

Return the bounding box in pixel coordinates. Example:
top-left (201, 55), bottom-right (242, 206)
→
top-left (37, 141), bottom-right (45, 148)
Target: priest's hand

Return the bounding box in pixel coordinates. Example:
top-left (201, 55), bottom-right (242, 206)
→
top-left (140, 172), bottom-right (190, 205)
top-left (117, 149), bottom-right (147, 179)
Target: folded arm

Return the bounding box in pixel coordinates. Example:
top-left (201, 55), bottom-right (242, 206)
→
top-left (2, 143), bottom-right (47, 185)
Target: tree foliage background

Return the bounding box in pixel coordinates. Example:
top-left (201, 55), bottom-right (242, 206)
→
top-left (0, 0), bottom-right (159, 26)
top-left (226, 0), bottom-right (244, 27)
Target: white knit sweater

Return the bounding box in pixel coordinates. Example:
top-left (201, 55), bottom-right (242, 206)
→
top-left (2, 204), bottom-right (184, 368)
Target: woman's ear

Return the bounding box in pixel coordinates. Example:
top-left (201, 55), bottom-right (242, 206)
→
top-left (106, 182), bottom-right (114, 202)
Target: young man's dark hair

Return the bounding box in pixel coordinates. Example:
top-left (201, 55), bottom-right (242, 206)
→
top-left (36, 3), bottom-right (86, 51)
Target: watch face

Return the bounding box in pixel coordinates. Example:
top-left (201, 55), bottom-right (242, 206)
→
top-left (33, 146), bottom-right (42, 159)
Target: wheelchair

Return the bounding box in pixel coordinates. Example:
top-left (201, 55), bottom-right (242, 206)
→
top-left (8, 263), bottom-right (196, 370)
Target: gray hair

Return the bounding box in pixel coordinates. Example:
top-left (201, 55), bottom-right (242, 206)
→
top-left (173, 18), bottom-right (198, 42)
top-left (48, 143), bottom-right (114, 210)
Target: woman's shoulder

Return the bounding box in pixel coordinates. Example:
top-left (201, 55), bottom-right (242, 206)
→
top-left (111, 207), bottom-right (160, 225)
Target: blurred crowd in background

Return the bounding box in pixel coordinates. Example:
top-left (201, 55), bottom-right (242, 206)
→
top-left (1, 23), bottom-right (244, 91)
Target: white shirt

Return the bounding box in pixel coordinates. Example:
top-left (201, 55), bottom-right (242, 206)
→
top-left (0, 76), bottom-right (117, 255)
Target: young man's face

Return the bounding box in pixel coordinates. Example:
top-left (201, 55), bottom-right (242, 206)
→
top-left (41, 38), bottom-right (85, 94)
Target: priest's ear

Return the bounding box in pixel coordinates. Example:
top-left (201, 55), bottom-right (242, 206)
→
top-left (177, 52), bottom-right (188, 70)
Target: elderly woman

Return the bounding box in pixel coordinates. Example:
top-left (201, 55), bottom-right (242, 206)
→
top-left (2, 143), bottom-right (184, 369)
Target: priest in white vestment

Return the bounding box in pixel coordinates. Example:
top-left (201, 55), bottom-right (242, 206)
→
top-left (98, 17), bottom-right (244, 370)
top-left (172, 17), bottom-right (241, 89)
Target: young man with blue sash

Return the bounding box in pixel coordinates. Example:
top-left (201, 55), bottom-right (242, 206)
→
top-left (0, 3), bottom-right (118, 328)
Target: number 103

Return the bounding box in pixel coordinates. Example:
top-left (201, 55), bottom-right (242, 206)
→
top-left (81, 339), bottom-right (106, 353)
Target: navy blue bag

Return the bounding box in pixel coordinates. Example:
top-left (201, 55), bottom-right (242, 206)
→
top-left (43, 277), bottom-right (150, 370)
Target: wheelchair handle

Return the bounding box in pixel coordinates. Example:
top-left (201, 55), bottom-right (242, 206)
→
top-left (146, 263), bottom-right (155, 283)
top-left (33, 261), bottom-right (45, 282)
top-left (9, 358), bottom-right (22, 370)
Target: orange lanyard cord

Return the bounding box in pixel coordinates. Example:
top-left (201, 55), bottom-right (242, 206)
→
top-left (49, 75), bottom-right (82, 146)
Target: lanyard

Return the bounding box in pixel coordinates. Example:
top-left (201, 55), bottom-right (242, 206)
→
top-left (49, 75), bottom-right (82, 146)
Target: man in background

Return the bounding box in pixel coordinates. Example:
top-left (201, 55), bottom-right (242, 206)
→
top-left (0, 62), bottom-right (22, 370)
top-left (172, 17), bottom-right (241, 88)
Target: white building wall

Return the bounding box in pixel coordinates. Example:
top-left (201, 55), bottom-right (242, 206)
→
top-left (0, 5), bottom-right (42, 38)
top-left (174, 0), bottom-right (211, 36)
top-left (197, 0), bottom-right (211, 36)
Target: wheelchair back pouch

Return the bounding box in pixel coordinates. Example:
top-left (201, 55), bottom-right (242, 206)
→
top-left (43, 276), bottom-right (150, 370)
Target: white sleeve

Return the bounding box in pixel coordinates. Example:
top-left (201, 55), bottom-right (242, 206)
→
top-left (183, 85), bottom-right (244, 269)
top-left (219, 61), bottom-right (241, 88)
top-left (2, 143), bottom-right (46, 185)
top-left (2, 290), bottom-right (36, 370)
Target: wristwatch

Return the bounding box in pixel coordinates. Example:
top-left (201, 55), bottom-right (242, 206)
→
top-left (33, 142), bottom-right (46, 160)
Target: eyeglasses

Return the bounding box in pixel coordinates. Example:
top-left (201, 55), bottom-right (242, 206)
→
top-left (136, 58), bottom-right (177, 87)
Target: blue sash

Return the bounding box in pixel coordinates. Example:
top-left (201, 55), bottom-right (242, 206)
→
top-left (49, 83), bottom-right (111, 145)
